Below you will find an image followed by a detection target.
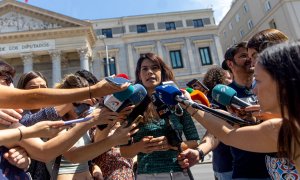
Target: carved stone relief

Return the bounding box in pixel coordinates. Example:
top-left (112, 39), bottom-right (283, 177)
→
top-left (0, 11), bottom-right (62, 33)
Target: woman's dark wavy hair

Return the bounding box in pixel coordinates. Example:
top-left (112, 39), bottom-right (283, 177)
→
top-left (56, 74), bottom-right (89, 89)
top-left (132, 53), bottom-right (175, 123)
top-left (135, 53), bottom-right (175, 85)
top-left (0, 60), bottom-right (16, 78)
top-left (247, 29), bottom-right (288, 53)
top-left (258, 42), bottom-right (300, 160)
top-left (17, 71), bottom-right (48, 89)
top-left (203, 67), bottom-right (227, 97)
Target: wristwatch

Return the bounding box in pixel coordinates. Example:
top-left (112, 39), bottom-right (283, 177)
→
top-left (196, 148), bottom-right (205, 162)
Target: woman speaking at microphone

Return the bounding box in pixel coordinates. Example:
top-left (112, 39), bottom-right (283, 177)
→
top-left (120, 53), bottom-right (200, 180)
top-left (181, 43), bottom-right (300, 179)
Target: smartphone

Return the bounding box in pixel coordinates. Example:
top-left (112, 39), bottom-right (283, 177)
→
top-left (131, 115), bottom-right (143, 125)
top-left (105, 76), bottom-right (130, 87)
top-left (74, 103), bottom-right (91, 117)
top-left (186, 79), bottom-right (209, 92)
top-left (64, 116), bottom-right (94, 125)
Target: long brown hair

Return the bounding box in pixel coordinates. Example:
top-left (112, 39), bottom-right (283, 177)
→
top-left (135, 53), bottom-right (175, 84)
top-left (258, 42), bottom-right (300, 160)
top-left (134, 53), bottom-right (175, 123)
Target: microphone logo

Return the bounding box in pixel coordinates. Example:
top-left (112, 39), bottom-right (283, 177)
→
top-left (104, 94), bottom-right (122, 111)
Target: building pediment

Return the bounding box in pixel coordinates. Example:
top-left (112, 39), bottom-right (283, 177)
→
top-left (0, 11), bottom-right (65, 33)
top-left (0, 0), bottom-right (96, 46)
top-left (0, 0), bottom-right (91, 34)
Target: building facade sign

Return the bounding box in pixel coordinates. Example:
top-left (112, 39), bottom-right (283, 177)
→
top-left (0, 39), bottom-right (55, 55)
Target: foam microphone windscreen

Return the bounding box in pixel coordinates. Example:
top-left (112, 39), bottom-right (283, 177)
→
top-left (127, 84), bottom-right (147, 105)
top-left (113, 85), bottom-right (135, 101)
top-left (116, 73), bottom-right (129, 80)
top-left (190, 90), bottom-right (211, 107)
top-left (155, 85), bottom-right (182, 105)
top-left (185, 87), bottom-right (194, 94)
top-left (212, 84), bottom-right (237, 106)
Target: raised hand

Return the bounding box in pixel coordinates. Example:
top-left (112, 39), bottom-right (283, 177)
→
top-left (24, 120), bottom-right (67, 139)
top-left (177, 148), bottom-right (200, 169)
top-left (0, 109), bottom-right (23, 126)
top-left (93, 79), bottom-right (131, 98)
top-left (110, 121), bottom-right (139, 146)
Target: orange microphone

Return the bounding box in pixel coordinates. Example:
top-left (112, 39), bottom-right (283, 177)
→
top-left (186, 88), bottom-right (210, 107)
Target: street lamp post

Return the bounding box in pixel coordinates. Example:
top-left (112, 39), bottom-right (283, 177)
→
top-left (105, 45), bottom-right (110, 76)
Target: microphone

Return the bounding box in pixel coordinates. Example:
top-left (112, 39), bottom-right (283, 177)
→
top-left (185, 88), bottom-right (210, 107)
top-left (162, 81), bottom-right (183, 116)
top-left (99, 84), bottom-right (147, 130)
top-left (104, 85), bottom-right (135, 112)
top-left (117, 84), bottom-right (147, 111)
top-left (155, 85), bottom-right (256, 126)
top-left (151, 90), bottom-right (195, 180)
top-left (151, 93), bottom-right (172, 119)
top-left (212, 84), bottom-right (251, 108)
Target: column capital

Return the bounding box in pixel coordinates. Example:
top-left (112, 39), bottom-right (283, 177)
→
top-left (49, 50), bottom-right (62, 59)
top-left (77, 47), bottom-right (89, 56)
top-left (21, 52), bottom-right (33, 65)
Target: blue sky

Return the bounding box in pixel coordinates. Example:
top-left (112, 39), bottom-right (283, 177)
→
top-left (24, 0), bottom-right (232, 24)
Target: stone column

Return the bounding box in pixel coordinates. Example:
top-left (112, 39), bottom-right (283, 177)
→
top-left (92, 51), bottom-right (101, 79)
top-left (127, 44), bottom-right (135, 79)
top-left (77, 48), bottom-right (89, 71)
top-left (185, 38), bottom-right (197, 74)
top-left (21, 53), bottom-right (33, 73)
top-left (156, 40), bottom-right (164, 58)
top-left (49, 50), bottom-right (62, 85)
top-left (214, 35), bottom-right (224, 65)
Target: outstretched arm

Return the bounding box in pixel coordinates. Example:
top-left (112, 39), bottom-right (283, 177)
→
top-left (0, 79), bottom-right (129, 109)
top-left (185, 106), bottom-right (280, 153)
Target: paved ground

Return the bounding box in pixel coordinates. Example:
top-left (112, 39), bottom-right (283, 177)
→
top-left (190, 163), bottom-right (214, 180)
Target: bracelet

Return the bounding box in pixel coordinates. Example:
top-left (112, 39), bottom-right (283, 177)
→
top-left (196, 148), bottom-right (205, 162)
top-left (191, 109), bottom-right (199, 116)
top-left (89, 85), bottom-right (95, 104)
top-left (17, 127), bottom-right (23, 141)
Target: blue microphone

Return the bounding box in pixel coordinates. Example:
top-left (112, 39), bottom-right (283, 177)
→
top-left (212, 84), bottom-right (251, 108)
top-left (155, 85), bottom-right (256, 126)
top-left (155, 84), bottom-right (182, 105)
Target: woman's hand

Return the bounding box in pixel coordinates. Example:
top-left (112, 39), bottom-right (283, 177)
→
top-left (0, 109), bottom-right (23, 126)
top-left (23, 120), bottom-right (68, 139)
top-left (93, 79), bottom-right (131, 98)
top-left (110, 121), bottom-right (139, 146)
top-left (3, 146), bottom-right (31, 170)
top-left (91, 164), bottom-right (104, 180)
top-left (135, 136), bottom-right (174, 153)
top-left (244, 105), bottom-right (280, 121)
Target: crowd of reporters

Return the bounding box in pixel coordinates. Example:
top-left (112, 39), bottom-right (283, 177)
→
top-left (0, 28), bottom-right (299, 180)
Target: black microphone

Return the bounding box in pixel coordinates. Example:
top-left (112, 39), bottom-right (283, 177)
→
top-left (151, 93), bottom-right (172, 119)
top-left (212, 84), bottom-right (252, 108)
top-left (150, 92), bottom-right (195, 180)
top-left (155, 85), bottom-right (256, 126)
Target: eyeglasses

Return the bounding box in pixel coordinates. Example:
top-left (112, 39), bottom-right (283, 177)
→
top-left (0, 75), bottom-right (13, 86)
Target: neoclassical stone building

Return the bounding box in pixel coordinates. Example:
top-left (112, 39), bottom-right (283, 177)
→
top-left (0, 0), bottom-right (223, 87)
